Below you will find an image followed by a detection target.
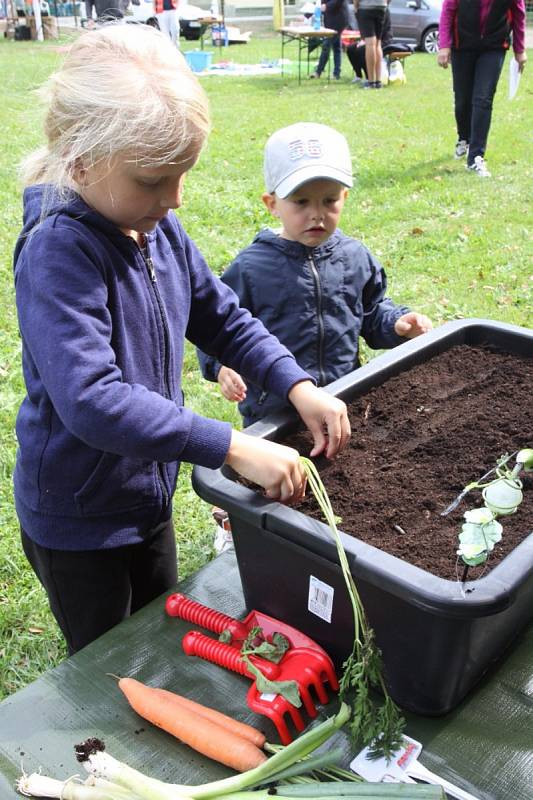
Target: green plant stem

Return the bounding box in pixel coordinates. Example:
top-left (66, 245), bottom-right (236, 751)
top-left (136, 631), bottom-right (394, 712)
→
top-left (300, 458), bottom-right (405, 758)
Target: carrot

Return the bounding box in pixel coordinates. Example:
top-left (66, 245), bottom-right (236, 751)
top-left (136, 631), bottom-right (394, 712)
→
top-left (150, 687), bottom-right (266, 748)
top-left (118, 677), bottom-right (267, 773)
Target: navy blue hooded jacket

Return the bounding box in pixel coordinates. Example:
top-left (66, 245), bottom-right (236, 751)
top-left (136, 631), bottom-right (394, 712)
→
top-left (13, 187), bottom-right (310, 550)
top-left (197, 228), bottom-right (409, 426)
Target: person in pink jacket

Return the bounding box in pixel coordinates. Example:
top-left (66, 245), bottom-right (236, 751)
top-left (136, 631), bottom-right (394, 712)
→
top-left (437, 0), bottom-right (527, 177)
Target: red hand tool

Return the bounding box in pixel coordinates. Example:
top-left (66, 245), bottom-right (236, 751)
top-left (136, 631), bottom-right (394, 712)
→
top-left (165, 593), bottom-right (339, 744)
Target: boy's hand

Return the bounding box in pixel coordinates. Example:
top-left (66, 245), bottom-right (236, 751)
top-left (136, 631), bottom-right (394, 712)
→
top-left (217, 367), bottom-right (247, 402)
top-left (394, 312), bottom-right (433, 339)
top-left (225, 430), bottom-right (306, 504)
top-left (288, 381), bottom-right (351, 460)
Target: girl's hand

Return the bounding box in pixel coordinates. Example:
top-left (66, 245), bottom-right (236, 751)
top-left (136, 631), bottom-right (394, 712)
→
top-left (437, 48), bottom-right (451, 68)
top-left (225, 430), bottom-right (306, 503)
top-left (288, 381), bottom-right (351, 460)
top-left (515, 52), bottom-right (527, 73)
top-left (217, 367), bottom-right (247, 402)
top-left (394, 312), bottom-right (433, 339)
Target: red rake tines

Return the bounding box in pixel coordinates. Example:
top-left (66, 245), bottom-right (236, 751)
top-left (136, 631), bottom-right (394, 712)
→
top-left (165, 593), bottom-right (339, 744)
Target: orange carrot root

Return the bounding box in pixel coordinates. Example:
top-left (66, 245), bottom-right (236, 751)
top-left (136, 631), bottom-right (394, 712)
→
top-left (151, 687), bottom-right (266, 748)
top-left (118, 677), bottom-right (267, 773)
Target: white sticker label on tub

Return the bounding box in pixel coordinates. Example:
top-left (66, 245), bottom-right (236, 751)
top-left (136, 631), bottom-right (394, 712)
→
top-left (308, 575), bottom-right (334, 623)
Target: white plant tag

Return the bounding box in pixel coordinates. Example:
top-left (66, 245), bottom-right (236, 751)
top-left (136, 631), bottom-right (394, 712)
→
top-left (308, 575), bottom-right (334, 622)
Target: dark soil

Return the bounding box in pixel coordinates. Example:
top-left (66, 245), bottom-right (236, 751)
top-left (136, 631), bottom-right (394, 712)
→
top-left (281, 345), bottom-right (533, 581)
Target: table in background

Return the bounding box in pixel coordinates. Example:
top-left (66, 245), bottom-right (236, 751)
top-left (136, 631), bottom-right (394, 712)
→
top-left (196, 15), bottom-right (223, 49)
top-left (279, 25), bottom-right (337, 83)
top-left (0, 550), bottom-right (532, 799)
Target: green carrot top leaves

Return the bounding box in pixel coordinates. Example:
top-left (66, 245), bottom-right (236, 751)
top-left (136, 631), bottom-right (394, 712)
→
top-left (299, 457), bottom-right (405, 759)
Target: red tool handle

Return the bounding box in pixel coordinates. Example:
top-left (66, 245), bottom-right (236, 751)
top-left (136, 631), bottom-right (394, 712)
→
top-left (165, 593), bottom-right (248, 638)
top-left (182, 631), bottom-right (280, 680)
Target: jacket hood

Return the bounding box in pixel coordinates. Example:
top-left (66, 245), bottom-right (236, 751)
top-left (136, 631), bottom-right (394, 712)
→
top-left (253, 226), bottom-right (343, 258)
top-left (14, 184), bottom-right (158, 267)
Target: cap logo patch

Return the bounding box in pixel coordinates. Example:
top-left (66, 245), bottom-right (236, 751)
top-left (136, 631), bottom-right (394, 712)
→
top-left (288, 138), bottom-right (323, 161)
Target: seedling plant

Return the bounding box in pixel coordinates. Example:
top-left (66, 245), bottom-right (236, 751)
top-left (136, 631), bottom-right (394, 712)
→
top-left (450, 449), bottom-right (533, 581)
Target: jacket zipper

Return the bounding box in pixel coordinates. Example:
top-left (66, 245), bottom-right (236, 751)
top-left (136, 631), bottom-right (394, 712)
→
top-left (307, 252), bottom-right (326, 385)
top-left (139, 240), bottom-right (170, 507)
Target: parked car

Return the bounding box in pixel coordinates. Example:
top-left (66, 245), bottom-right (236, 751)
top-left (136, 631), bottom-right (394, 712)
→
top-left (124, 0), bottom-right (209, 40)
top-left (388, 0), bottom-right (442, 53)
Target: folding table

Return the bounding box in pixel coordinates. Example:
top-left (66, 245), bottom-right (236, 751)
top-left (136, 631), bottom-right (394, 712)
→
top-left (279, 25), bottom-right (338, 84)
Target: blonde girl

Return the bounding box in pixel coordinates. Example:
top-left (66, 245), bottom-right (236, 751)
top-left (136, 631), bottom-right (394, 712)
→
top-left (14, 23), bottom-right (350, 654)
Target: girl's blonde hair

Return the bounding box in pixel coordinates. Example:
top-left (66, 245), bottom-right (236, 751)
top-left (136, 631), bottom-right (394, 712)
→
top-left (22, 23), bottom-right (211, 193)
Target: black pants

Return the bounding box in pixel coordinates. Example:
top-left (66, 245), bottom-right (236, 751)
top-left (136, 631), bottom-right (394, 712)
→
top-left (347, 43), bottom-right (367, 78)
top-left (94, 0), bottom-right (123, 20)
top-left (451, 47), bottom-right (506, 165)
top-left (346, 42), bottom-right (404, 78)
top-left (21, 518), bottom-right (177, 655)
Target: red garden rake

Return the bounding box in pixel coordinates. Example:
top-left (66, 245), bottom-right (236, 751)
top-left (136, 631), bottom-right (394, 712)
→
top-left (165, 592), bottom-right (339, 744)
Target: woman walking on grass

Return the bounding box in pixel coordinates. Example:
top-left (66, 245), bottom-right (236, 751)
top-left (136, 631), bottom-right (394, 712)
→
top-left (437, 0), bottom-right (527, 178)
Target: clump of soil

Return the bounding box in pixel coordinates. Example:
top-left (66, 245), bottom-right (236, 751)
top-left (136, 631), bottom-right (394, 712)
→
top-left (282, 345), bottom-right (533, 581)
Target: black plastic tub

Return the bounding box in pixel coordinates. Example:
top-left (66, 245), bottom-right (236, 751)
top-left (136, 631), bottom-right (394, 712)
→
top-left (193, 319), bottom-right (533, 715)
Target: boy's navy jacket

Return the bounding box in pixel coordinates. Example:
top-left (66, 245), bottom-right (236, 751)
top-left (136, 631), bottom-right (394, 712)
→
top-left (198, 228), bottom-right (409, 425)
top-left (13, 187), bottom-right (309, 550)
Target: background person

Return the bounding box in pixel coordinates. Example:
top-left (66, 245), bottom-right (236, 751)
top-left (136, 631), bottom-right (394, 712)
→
top-left (309, 0), bottom-right (350, 81)
top-left (346, 6), bottom-right (411, 83)
top-left (14, 28), bottom-right (349, 655)
top-left (84, 0), bottom-right (97, 27)
top-left (154, 0), bottom-right (180, 45)
top-left (198, 123), bottom-right (432, 427)
top-left (95, 0), bottom-right (124, 20)
top-left (353, 0), bottom-right (388, 88)
top-left (438, 0), bottom-right (527, 177)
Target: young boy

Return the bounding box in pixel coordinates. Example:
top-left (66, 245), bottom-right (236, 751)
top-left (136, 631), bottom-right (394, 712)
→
top-left (198, 122), bottom-right (432, 426)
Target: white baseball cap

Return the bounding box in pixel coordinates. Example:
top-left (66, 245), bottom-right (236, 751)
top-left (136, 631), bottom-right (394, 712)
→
top-left (264, 122), bottom-right (353, 199)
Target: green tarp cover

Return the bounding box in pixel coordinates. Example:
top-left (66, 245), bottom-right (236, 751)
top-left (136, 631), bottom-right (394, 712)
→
top-left (0, 551), bottom-right (531, 799)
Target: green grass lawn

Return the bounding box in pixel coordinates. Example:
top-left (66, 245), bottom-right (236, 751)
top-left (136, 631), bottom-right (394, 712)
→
top-left (0, 30), bottom-right (531, 700)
